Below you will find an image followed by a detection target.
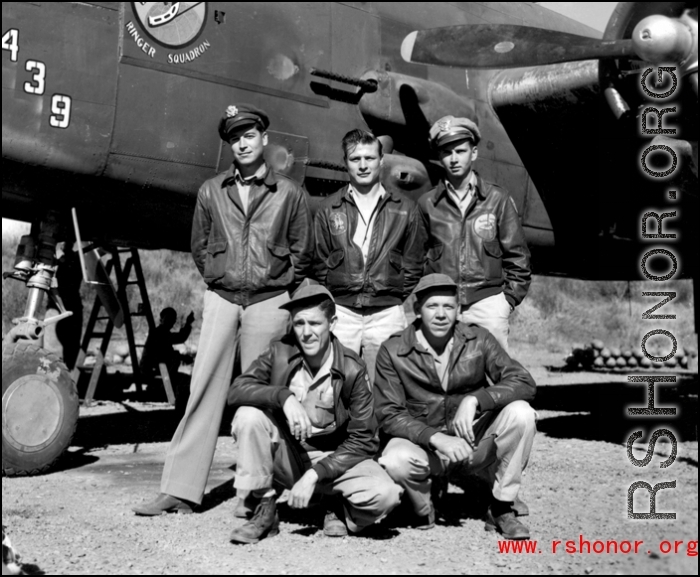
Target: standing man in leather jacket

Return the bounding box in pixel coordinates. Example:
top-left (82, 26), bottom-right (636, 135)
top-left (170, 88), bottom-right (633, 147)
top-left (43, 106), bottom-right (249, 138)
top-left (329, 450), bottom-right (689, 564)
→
top-left (227, 281), bottom-right (402, 543)
top-left (314, 129), bottom-right (426, 379)
top-left (419, 116), bottom-right (531, 353)
top-left (133, 104), bottom-right (314, 517)
top-left (375, 274), bottom-right (537, 540)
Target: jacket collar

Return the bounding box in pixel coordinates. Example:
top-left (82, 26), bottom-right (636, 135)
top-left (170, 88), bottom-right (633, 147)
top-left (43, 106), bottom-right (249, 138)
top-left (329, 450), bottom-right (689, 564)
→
top-left (432, 170), bottom-right (487, 205)
top-left (396, 321), bottom-right (478, 357)
top-left (221, 163), bottom-right (277, 190)
top-left (279, 332), bottom-right (347, 381)
top-left (331, 184), bottom-right (401, 210)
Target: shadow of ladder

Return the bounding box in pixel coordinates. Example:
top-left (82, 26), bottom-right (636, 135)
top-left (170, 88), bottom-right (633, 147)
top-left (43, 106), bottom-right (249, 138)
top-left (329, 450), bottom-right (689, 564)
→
top-left (71, 248), bottom-right (176, 407)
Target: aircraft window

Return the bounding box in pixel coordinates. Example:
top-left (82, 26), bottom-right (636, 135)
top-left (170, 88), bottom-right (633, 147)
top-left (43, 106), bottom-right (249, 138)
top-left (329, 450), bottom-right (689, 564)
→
top-left (24, 60), bottom-right (46, 95)
top-left (50, 95), bottom-right (72, 129)
top-left (1, 28), bottom-right (19, 62)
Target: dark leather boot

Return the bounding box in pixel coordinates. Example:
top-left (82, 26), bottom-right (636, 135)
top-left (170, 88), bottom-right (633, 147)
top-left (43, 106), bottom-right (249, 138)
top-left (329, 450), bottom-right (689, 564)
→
top-left (484, 505), bottom-right (530, 540)
top-left (229, 496), bottom-right (279, 544)
top-left (323, 509), bottom-right (348, 537)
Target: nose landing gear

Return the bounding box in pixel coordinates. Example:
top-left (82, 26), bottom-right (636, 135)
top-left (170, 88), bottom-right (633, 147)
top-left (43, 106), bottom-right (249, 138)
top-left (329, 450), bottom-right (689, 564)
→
top-left (2, 215), bottom-right (79, 476)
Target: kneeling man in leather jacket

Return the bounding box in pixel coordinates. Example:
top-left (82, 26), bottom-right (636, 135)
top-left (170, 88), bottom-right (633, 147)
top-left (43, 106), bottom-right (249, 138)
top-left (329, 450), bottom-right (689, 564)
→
top-left (228, 280), bottom-right (402, 544)
top-left (375, 273), bottom-right (536, 540)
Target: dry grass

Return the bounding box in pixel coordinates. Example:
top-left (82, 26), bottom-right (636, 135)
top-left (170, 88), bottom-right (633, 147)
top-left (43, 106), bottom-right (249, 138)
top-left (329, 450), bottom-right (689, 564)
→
top-left (511, 276), bottom-right (696, 354)
top-left (2, 234), bottom-right (28, 336)
top-left (2, 232), bottom-right (205, 343)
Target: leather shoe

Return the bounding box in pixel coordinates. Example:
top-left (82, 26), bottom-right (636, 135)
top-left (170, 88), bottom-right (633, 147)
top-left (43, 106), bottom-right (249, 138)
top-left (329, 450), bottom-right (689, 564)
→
top-left (234, 492), bottom-right (260, 519)
top-left (132, 493), bottom-right (194, 516)
top-left (229, 496), bottom-right (279, 544)
top-left (323, 509), bottom-right (348, 537)
top-left (484, 506), bottom-right (530, 540)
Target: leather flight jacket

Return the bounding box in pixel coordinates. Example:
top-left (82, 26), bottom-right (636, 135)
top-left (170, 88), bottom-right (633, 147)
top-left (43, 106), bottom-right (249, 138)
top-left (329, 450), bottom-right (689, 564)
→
top-left (228, 334), bottom-right (378, 483)
top-left (191, 165), bottom-right (313, 306)
top-left (314, 186), bottom-right (426, 308)
top-left (419, 172), bottom-right (531, 308)
top-left (374, 322), bottom-right (536, 451)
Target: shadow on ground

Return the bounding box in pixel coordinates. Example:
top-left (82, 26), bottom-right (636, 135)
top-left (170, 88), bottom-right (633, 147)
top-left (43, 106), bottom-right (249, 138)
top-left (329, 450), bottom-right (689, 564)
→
top-left (70, 369), bottom-right (238, 450)
top-left (73, 374), bottom-right (697, 448)
top-left (58, 372), bottom-right (697, 477)
top-left (534, 374), bottom-right (698, 445)
top-left (200, 477), bottom-right (237, 513)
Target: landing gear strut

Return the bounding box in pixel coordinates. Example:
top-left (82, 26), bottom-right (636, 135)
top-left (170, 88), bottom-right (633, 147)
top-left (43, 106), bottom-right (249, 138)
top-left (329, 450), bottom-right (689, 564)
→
top-left (2, 214), bottom-right (79, 476)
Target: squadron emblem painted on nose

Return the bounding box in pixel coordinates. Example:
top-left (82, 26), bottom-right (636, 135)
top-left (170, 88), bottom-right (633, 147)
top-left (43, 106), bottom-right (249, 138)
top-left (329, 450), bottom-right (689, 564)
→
top-left (133, 2), bottom-right (208, 48)
top-left (329, 212), bottom-right (348, 236)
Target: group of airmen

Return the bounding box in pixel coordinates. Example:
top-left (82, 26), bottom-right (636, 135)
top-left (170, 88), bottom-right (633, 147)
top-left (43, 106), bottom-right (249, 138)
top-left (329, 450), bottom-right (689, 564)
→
top-left (132, 103), bottom-right (537, 543)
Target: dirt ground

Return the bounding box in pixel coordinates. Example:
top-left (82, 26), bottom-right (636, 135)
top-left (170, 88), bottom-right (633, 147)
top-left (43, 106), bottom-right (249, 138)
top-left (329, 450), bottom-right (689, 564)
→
top-left (2, 345), bottom-right (698, 575)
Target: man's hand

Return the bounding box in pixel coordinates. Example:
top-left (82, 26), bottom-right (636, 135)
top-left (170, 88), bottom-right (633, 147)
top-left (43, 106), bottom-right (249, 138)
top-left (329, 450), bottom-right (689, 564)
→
top-left (429, 432), bottom-right (473, 465)
top-left (185, 311), bottom-right (195, 325)
top-left (283, 395), bottom-right (313, 443)
top-left (453, 396), bottom-right (479, 447)
top-left (288, 469), bottom-right (318, 509)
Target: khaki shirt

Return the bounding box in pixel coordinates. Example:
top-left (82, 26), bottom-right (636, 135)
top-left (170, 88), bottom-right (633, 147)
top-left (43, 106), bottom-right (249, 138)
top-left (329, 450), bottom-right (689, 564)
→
top-left (445, 170), bottom-right (477, 217)
top-left (288, 348), bottom-right (336, 433)
top-left (415, 329), bottom-right (454, 391)
top-left (233, 163), bottom-right (268, 214)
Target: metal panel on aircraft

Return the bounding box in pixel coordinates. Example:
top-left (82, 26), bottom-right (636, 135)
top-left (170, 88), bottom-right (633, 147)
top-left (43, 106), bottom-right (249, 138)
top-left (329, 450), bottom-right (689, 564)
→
top-left (1, 2), bottom-right (118, 176)
top-left (108, 2), bottom-right (334, 193)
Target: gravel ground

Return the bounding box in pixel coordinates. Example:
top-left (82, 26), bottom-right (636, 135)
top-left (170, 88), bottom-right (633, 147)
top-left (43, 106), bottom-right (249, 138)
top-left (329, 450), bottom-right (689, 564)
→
top-left (2, 348), bottom-right (698, 575)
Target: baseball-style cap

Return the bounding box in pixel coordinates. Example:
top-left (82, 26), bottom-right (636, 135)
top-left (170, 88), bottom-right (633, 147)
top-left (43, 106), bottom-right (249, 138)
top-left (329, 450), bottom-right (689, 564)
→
top-left (279, 279), bottom-right (335, 312)
top-left (218, 103), bottom-right (270, 142)
top-left (411, 273), bottom-right (457, 298)
top-left (429, 115), bottom-right (481, 148)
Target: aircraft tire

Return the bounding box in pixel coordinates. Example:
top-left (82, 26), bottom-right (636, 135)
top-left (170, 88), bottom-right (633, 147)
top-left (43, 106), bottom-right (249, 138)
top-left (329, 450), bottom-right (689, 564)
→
top-left (2, 341), bottom-right (79, 477)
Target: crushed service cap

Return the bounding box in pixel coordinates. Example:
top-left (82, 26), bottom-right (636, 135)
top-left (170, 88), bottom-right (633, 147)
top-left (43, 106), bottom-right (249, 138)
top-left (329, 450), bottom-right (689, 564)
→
top-left (279, 279), bottom-right (335, 312)
top-left (218, 103), bottom-right (270, 142)
top-left (412, 273), bottom-right (458, 298)
top-left (429, 115), bottom-right (481, 148)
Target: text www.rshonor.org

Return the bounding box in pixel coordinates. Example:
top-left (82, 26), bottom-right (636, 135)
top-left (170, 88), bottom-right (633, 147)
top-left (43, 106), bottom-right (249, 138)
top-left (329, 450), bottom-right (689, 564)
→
top-left (497, 535), bottom-right (698, 556)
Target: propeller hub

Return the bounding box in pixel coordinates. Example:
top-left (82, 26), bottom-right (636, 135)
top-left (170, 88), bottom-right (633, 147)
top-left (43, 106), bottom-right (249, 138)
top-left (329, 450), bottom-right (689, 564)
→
top-left (632, 15), bottom-right (693, 64)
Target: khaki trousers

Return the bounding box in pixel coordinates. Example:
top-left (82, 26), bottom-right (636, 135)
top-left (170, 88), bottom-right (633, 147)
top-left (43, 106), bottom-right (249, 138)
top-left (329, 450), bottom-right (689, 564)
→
top-left (333, 304), bottom-right (407, 381)
top-left (160, 290), bottom-right (290, 504)
top-left (231, 407), bottom-right (403, 532)
top-left (378, 400), bottom-right (536, 516)
top-left (460, 292), bottom-right (512, 353)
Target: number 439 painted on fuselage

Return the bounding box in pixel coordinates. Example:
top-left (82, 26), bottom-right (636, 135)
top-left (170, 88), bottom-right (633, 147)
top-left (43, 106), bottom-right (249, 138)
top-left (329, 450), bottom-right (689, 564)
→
top-left (2, 28), bottom-right (72, 129)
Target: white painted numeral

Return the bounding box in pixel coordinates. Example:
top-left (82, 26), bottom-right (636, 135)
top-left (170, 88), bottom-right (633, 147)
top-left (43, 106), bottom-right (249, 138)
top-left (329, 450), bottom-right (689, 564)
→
top-left (1, 29), bottom-right (19, 62)
top-left (50, 94), bottom-right (72, 129)
top-left (24, 60), bottom-right (46, 95)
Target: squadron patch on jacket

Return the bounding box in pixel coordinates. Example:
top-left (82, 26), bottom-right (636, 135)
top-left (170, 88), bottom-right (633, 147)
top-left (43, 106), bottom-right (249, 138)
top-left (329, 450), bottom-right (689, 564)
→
top-left (329, 212), bottom-right (348, 236)
top-left (474, 213), bottom-right (497, 241)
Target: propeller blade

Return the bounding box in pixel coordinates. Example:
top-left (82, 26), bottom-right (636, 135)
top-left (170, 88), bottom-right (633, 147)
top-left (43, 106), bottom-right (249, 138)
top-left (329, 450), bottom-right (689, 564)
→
top-left (401, 24), bottom-right (636, 69)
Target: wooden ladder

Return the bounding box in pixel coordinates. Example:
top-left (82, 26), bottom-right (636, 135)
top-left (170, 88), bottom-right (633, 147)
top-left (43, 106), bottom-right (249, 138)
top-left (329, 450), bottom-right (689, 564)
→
top-left (72, 248), bottom-right (175, 407)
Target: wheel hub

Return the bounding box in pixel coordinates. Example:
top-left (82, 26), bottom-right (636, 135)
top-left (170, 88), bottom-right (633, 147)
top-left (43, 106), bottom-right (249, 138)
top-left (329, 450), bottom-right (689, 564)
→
top-left (2, 374), bottom-right (64, 452)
